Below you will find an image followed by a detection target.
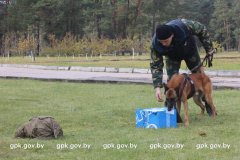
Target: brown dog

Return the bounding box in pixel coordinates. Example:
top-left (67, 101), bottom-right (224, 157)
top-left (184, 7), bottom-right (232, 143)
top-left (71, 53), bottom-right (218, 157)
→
top-left (163, 73), bottom-right (216, 126)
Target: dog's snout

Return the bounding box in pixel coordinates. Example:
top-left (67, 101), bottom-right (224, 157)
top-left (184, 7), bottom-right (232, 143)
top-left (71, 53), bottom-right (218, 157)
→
top-left (168, 106), bottom-right (172, 111)
top-left (166, 98), bottom-right (176, 111)
top-left (167, 101), bottom-right (173, 111)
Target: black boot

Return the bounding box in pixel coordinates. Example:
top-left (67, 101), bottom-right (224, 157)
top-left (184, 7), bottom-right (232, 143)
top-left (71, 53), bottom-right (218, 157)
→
top-left (202, 97), bottom-right (217, 116)
top-left (205, 102), bottom-right (213, 116)
top-left (205, 102), bottom-right (217, 116)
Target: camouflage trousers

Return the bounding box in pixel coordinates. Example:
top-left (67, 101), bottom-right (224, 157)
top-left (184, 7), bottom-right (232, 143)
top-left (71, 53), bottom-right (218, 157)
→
top-left (165, 51), bottom-right (201, 82)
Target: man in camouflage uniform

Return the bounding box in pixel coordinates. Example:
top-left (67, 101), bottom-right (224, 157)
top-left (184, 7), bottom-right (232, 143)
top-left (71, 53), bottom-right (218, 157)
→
top-left (150, 18), bottom-right (215, 116)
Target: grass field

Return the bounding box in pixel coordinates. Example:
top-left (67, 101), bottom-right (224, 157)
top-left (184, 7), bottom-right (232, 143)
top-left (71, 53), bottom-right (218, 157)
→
top-left (0, 79), bottom-right (240, 159)
top-left (1, 52), bottom-right (240, 70)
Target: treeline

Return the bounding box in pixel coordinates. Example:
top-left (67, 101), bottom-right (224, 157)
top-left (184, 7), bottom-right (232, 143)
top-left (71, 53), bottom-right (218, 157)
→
top-left (3, 32), bottom-right (149, 61)
top-left (0, 0), bottom-right (240, 59)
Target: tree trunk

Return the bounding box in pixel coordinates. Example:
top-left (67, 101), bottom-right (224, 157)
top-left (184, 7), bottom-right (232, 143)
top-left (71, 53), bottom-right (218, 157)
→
top-left (37, 21), bottom-right (40, 56)
top-left (115, 2), bottom-right (119, 39)
top-left (239, 41), bottom-right (240, 52)
top-left (96, 0), bottom-right (102, 39)
top-left (138, 0), bottom-right (142, 56)
top-left (111, 0), bottom-right (119, 39)
top-left (122, 0), bottom-right (128, 56)
top-left (66, 4), bottom-right (69, 33)
top-left (132, 48), bottom-right (134, 59)
top-left (152, 0), bottom-right (157, 37)
top-left (4, 0), bottom-right (10, 34)
top-left (71, 0), bottom-right (75, 35)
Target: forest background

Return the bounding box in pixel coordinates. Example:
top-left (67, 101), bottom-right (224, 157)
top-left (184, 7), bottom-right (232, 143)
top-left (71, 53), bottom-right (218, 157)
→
top-left (0, 0), bottom-right (240, 61)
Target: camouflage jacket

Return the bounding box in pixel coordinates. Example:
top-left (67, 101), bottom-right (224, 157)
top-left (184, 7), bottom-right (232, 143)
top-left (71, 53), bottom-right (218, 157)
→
top-left (150, 18), bottom-right (213, 88)
top-left (14, 116), bottom-right (63, 140)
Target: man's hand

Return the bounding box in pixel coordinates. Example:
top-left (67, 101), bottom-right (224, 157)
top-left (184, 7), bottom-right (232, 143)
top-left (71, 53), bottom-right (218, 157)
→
top-left (156, 87), bottom-right (164, 102)
top-left (207, 50), bottom-right (215, 56)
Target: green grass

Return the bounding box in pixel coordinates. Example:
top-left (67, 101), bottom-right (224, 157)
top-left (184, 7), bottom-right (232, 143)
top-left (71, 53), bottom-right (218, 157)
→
top-left (1, 52), bottom-right (240, 70)
top-left (0, 79), bottom-right (239, 159)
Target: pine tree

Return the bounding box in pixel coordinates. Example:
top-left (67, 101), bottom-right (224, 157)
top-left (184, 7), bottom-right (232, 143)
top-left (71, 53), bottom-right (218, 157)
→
top-left (210, 0), bottom-right (234, 51)
top-left (232, 0), bottom-right (240, 51)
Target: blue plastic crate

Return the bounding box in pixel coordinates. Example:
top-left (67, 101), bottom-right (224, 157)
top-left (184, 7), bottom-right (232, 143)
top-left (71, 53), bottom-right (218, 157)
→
top-left (135, 107), bottom-right (177, 129)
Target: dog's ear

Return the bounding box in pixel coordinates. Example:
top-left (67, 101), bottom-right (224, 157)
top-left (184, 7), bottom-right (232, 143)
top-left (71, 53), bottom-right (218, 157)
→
top-left (163, 83), bottom-right (169, 94)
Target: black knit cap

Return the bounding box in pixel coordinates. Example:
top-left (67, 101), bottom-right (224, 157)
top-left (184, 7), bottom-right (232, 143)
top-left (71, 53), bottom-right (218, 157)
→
top-left (156, 25), bottom-right (173, 40)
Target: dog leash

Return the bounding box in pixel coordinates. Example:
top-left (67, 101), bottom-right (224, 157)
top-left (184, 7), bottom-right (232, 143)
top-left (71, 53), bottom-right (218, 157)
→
top-left (190, 54), bottom-right (213, 73)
